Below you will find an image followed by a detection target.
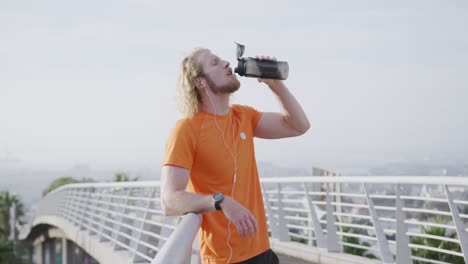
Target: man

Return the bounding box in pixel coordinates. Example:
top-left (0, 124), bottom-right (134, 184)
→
top-left (161, 47), bottom-right (310, 264)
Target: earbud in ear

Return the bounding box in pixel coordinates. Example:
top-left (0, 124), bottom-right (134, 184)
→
top-left (197, 79), bottom-right (206, 89)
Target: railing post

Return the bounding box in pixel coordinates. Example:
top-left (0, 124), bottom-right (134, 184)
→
top-left (303, 182), bottom-right (326, 248)
top-left (326, 183), bottom-right (340, 252)
top-left (444, 185), bottom-right (468, 262)
top-left (276, 183), bottom-right (289, 241)
top-left (395, 183), bottom-right (411, 264)
top-left (87, 187), bottom-right (99, 235)
top-left (334, 180), bottom-right (344, 232)
top-left (261, 183), bottom-right (280, 240)
top-left (112, 188), bottom-right (131, 250)
top-left (131, 188), bottom-right (156, 263)
top-left (98, 187), bottom-right (113, 242)
top-left (78, 188), bottom-right (92, 231)
top-left (363, 184), bottom-right (394, 263)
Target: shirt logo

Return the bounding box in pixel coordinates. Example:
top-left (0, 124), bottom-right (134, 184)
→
top-left (240, 132), bottom-right (246, 140)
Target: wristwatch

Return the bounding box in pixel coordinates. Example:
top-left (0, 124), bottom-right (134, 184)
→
top-left (212, 192), bottom-right (224, 211)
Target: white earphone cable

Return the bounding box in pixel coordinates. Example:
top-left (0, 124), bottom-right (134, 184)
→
top-left (206, 92), bottom-right (237, 264)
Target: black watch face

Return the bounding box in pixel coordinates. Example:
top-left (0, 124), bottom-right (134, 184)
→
top-left (213, 193), bottom-right (223, 201)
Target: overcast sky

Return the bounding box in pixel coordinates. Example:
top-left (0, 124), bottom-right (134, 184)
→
top-left (1, 0), bottom-right (467, 172)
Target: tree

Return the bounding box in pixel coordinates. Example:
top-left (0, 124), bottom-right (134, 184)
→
top-left (342, 226), bottom-right (377, 259)
top-left (0, 191), bottom-right (28, 264)
top-left (114, 172), bottom-right (139, 182)
top-left (0, 191), bottom-right (25, 240)
top-left (42, 177), bottom-right (80, 197)
top-left (411, 221), bottom-right (463, 264)
top-left (42, 176), bottom-right (97, 197)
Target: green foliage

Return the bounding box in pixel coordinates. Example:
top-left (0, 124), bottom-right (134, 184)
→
top-left (0, 192), bottom-right (29, 264)
top-left (114, 172), bottom-right (139, 182)
top-left (0, 240), bottom-right (16, 264)
top-left (0, 240), bottom-right (29, 264)
top-left (291, 236), bottom-right (307, 244)
top-left (42, 177), bottom-right (80, 197)
top-left (0, 192), bottom-right (25, 240)
top-left (342, 226), bottom-right (377, 259)
top-left (0, 240), bottom-right (30, 264)
top-left (42, 176), bottom-right (97, 197)
top-left (411, 221), bottom-right (463, 264)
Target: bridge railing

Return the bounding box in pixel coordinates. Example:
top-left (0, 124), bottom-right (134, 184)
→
top-left (27, 176), bottom-right (468, 264)
top-left (261, 176), bottom-right (468, 264)
top-left (33, 181), bottom-right (200, 264)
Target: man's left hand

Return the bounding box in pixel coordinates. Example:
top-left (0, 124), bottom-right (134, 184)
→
top-left (255, 56), bottom-right (285, 89)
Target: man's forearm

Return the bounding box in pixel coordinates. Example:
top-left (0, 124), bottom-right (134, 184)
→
top-left (161, 190), bottom-right (215, 216)
top-left (270, 82), bottom-right (310, 134)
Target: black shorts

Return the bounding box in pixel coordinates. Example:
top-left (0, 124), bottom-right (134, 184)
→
top-left (234, 249), bottom-right (279, 264)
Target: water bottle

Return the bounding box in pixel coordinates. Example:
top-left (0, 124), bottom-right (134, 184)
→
top-left (233, 43), bottom-right (289, 80)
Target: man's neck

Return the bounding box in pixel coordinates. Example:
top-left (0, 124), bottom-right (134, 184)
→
top-left (201, 93), bottom-right (230, 115)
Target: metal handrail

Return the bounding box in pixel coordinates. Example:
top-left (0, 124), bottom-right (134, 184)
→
top-left (152, 213), bottom-right (202, 264)
top-left (261, 176), bottom-right (468, 185)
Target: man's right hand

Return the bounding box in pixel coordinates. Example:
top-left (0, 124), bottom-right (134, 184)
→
top-left (220, 196), bottom-right (258, 238)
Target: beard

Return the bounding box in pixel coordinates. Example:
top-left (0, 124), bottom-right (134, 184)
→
top-left (205, 75), bottom-right (240, 95)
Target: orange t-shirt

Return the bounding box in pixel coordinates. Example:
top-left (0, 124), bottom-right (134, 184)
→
top-left (163, 104), bottom-right (270, 263)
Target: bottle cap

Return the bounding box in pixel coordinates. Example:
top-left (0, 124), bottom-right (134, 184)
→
top-left (235, 42), bottom-right (245, 60)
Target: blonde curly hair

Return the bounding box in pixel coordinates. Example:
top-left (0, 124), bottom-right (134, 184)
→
top-left (176, 48), bottom-right (207, 117)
